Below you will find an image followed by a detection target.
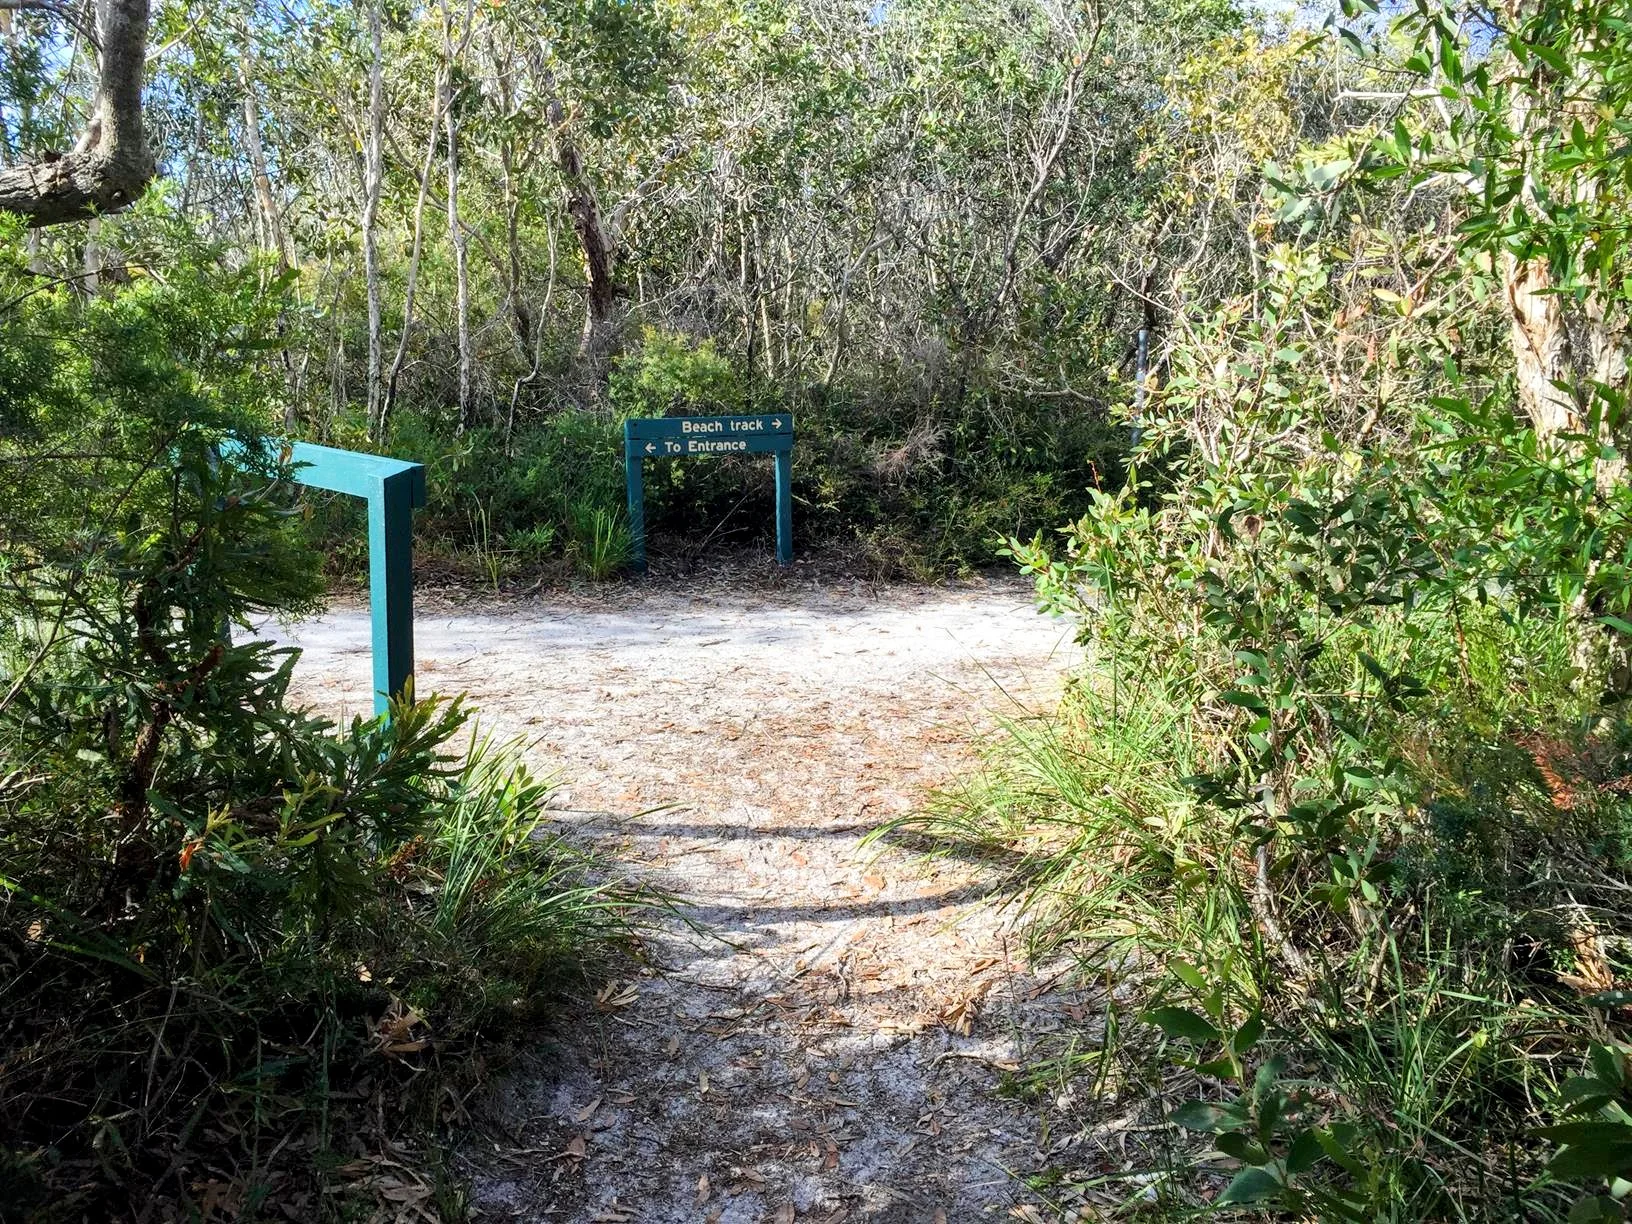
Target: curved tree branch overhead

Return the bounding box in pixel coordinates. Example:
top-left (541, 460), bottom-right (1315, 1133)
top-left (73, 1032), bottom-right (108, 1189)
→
top-left (0, 0), bottom-right (153, 227)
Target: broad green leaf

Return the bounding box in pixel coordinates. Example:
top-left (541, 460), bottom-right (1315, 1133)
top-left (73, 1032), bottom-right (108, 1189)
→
top-left (1143, 1006), bottom-right (1221, 1044)
top-left (1171, 1100), bottom-right (1234, 1132)
top-left (1216, 1166), bottom-right (1283, 1205)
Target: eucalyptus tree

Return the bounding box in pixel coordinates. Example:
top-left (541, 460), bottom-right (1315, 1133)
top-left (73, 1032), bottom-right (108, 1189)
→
top-left (0, 0), bottom-right (153, 225)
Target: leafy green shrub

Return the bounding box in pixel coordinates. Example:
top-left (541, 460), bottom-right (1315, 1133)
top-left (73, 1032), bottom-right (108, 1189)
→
top-left (328, 325), bottom-right (1126, 581)
top-left (610, 326), bottom-right (741, 419)
top-left (884, 4), bottom-right (1632, 1208)
top-left (0, 239), bottom-right (637, 1214)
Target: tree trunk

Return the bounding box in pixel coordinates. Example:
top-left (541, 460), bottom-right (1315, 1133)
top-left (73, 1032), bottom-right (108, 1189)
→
top-left (441, 2), bottom-right (475, 432)
top-left (1503, 252), bottom-right (1577, 440)
top-left (239, 48), bottom-right (292, 271)
top-left (361, 1), bottom-right (386, 434)
top-left (82, 214), bottom-right (101, 294)
top-left (378, 65), bottom-right (445, 442)
top-left (442, 0), bottom-right (476, 432)
top-left (547, 96), bottom-right (617, 374)
top-left (0, 0), bottom-right (154, 228)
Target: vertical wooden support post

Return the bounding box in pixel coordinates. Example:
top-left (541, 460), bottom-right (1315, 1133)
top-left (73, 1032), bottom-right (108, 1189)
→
top-left (220, 439), bottom-right (426, 719)
top-left (774, 447), bottom-right (793, 566)
top-left (624, 420), bottom-right (648, 574)
top-left (621, 415), bottom-right (791, 570)
top-left (368, 468), bottom-right (423, 716)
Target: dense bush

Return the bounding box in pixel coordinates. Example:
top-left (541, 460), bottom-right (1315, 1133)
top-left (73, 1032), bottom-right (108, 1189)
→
top-left (886, 4), bottom-right (1632, 1217)
top-left (0, 240), bottom-right (635, 1215)
top-left (333, 328), bottom-right (1125, 585)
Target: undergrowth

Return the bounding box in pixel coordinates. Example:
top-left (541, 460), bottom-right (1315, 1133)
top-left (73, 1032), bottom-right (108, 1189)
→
top-left (876, 7), bottom-right (1632, 1210)
top-left (0, 240), bottom-right (644, 1218)
top-left (300, 327), bottom-right (1121, 586)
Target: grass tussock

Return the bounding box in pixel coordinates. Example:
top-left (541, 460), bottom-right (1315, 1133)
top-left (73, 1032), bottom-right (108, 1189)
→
top-left (0, 693), bottom-right (647, 1220)
top-left (889, 633), bottom-right (1632, 1219)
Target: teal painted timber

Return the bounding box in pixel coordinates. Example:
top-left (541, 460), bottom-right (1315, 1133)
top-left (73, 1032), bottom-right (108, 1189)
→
top-left (626, 413), bottom-right (792, 439)
top-left (623, 416), bottom-right (793, 570)
top-left (774, 449), bottom-right (793, 565)
top-left (225, 438), bottom-right (426, 717)
top-left (625, 438), bottom-right (648, 573)
top-left (631, 432), bottom-right (791, 457)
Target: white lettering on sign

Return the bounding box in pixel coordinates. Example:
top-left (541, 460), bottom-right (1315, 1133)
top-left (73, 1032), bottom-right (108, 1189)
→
top-left (680, 418), bottom-right (767, 434)
top-left (687, 438), bottom-right (749, 453)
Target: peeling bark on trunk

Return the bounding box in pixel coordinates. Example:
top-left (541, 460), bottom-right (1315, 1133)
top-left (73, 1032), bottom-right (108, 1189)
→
top-left (361, 2), bottom-right (386, 434)
top-left (239, 49), bottom-right (292, 271)
top-left (545, 92), bottom-right (618, 379)
top-left (1504, 252), bottom-right (1577, 439)
top-left (82, 214), bottom-right (101, 294)
top-left (0, 0), bottom-right (154, 228)
top-left (557, 130), bottom-right (617, 364)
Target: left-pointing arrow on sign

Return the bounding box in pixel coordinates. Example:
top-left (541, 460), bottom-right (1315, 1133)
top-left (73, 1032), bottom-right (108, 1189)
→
top-left (645, 442), bottom-right (656, 454)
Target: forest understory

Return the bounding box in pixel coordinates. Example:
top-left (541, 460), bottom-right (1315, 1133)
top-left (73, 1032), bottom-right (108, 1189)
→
top-left (8, 0), bottom-right (1632, 1220)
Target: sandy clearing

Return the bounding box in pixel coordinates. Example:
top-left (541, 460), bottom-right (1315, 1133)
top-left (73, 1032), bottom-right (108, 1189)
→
top-left (269, 577), bottom-right (1086, 1222)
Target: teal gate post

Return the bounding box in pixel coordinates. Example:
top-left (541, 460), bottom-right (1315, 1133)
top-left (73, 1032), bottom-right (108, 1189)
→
top-left (623, 414), bottom-right (794, 572)
top-left (227, 439), bottom-right (427, 717)
top-left (288, 442), bottom-right (426, 716)
top-left (624, 436), bottom-right (646, 573)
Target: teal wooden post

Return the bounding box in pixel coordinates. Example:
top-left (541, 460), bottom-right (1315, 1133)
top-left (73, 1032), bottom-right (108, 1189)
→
top-left (774, 448), bottom-right (793, 566)
top-left (624, 420), bottom-right (647, 574)
top-left (218, 438), bottom-right (426, 717)
top-left (368, 467), bottom-right (422, 714)
top-left (281, 442), bottom-right (426, 717)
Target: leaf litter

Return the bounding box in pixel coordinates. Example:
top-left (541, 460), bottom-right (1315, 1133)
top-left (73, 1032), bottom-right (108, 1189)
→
top-left (276, 573), bottom-right (1095, 1221)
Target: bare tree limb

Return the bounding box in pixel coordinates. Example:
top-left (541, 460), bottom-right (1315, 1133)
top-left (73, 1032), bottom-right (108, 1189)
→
top-left (0, 0), bottom-right (98, 47)
top-left (0, 0), bottom-right (153, 228)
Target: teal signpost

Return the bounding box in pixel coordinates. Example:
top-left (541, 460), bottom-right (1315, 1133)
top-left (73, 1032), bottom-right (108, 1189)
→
top-left (623, 414), bottom-right (793, 571)
top-left (228, 438), bottom-right (426, 717)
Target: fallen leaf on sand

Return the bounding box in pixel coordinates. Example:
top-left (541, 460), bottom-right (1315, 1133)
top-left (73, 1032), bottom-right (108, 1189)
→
top-left (378, 1179), bottom-right (430, 1203)
top-left (934, 1212), bottom-right (949, 1224)
top-left (573, 1097), bottom-right (601, 1124)
top-left (596, 980), bottom-right (640, 1010)
top-left (696, 1173), bottom-right (711, 1205)
top-left (698, 1068), bottom-right (711, 1096)
top-left (774, 1205), bottom-right (796, 1224)
top-left (562, 1135), bottom-right (587, 1161)
top-left (941, 982), bottom-right (991, 1036)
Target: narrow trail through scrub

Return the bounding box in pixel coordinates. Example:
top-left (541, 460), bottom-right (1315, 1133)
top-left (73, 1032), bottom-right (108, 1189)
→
top-left (273, 574), bottom-right (1084, 1222)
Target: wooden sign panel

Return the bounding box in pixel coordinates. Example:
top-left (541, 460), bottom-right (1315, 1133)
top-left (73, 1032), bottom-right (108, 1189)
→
top-left (622, 415), bottom-right (794, 570)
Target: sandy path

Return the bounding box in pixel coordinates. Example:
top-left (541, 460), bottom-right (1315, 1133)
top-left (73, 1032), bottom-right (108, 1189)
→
top-left (271, 578), bottom-right (1083, 1222)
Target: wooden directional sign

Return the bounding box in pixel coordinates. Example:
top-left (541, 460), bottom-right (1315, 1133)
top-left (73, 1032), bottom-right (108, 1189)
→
top-left (623, 414), bottom-right (794, 571)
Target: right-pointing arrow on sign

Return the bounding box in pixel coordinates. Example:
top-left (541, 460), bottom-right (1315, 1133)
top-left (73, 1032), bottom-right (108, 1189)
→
top-left (772, 418), bottom-right (783, 429)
